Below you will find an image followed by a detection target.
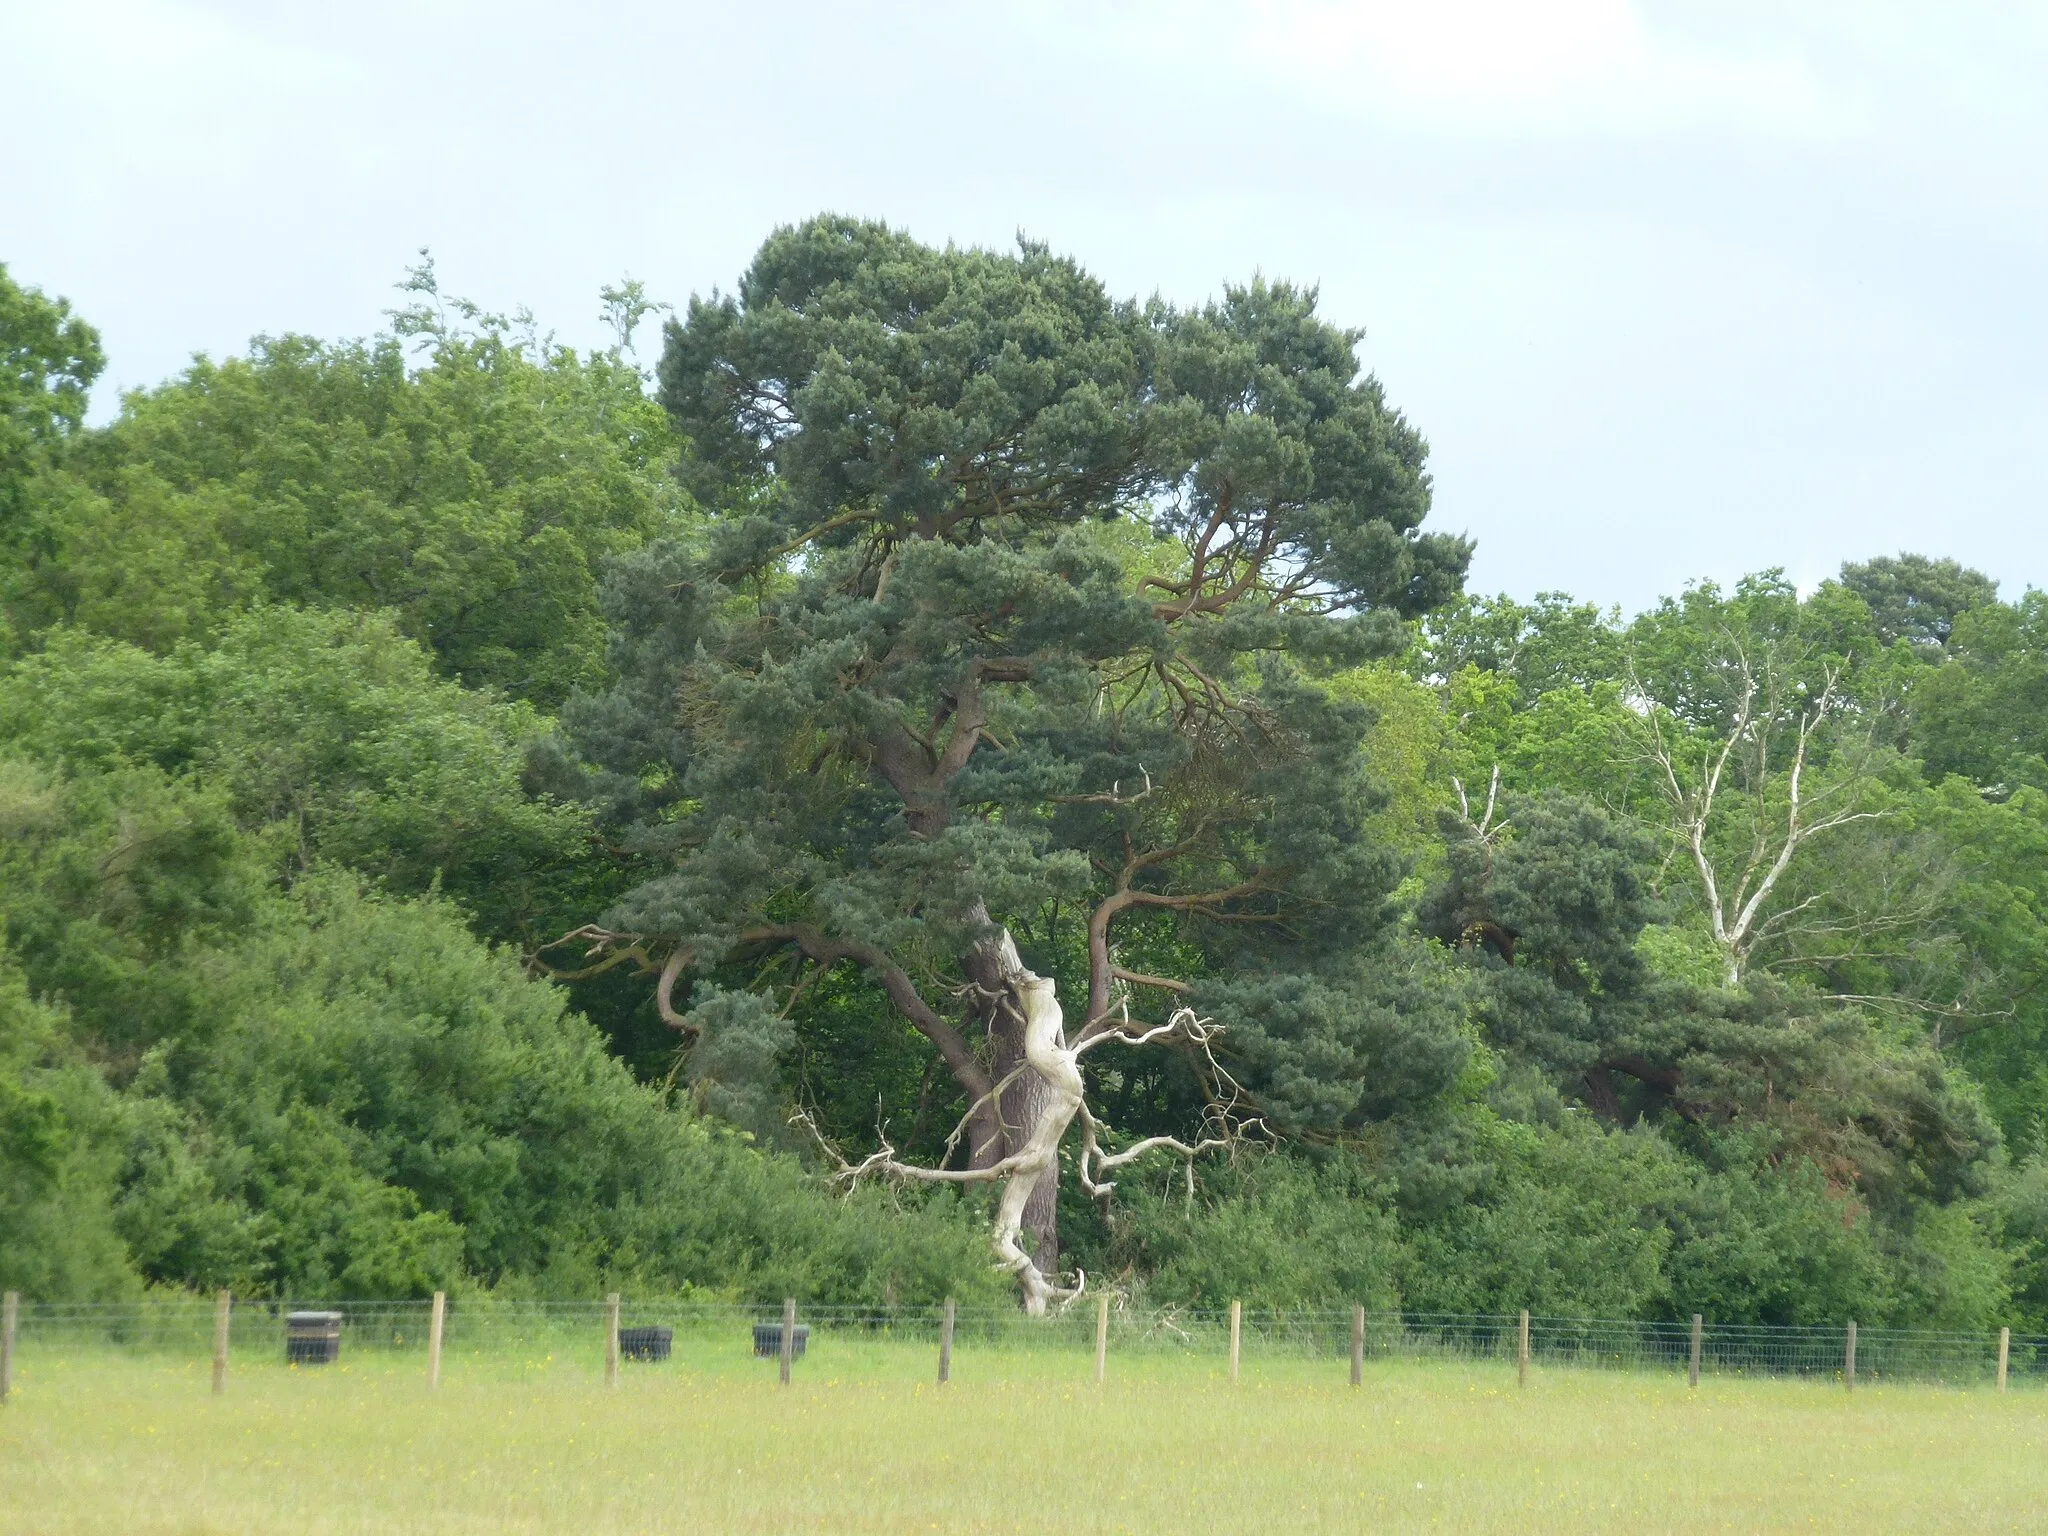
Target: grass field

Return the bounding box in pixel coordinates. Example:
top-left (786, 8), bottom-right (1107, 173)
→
top-left (3, 1337), bottom-right (2045, 1533)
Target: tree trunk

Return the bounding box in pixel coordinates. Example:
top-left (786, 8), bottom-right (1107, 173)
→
top-left (985, 1007), bottom-right (1061, 1278)
top-left (965, 924), bottom-right (1062, 1285)
top-left (1580, 1065), bottom-right (1623, 1122)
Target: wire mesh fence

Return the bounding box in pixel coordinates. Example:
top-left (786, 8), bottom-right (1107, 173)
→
top-left (3, 1293), bottom-right (2042, 1397)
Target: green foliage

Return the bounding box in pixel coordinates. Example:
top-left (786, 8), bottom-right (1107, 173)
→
top-left (5, 263), bottom-right (691, 705)
top-left (1, 232), bottom-right (2039, 1330)
top-left (0, 263), bottom-right (104, 550)
top-left (1422, 590), bottom-right (1624, 699)
top-left (1087, 1111), bottom-right (2001, 1327)
top-left (1913, 782), bottom-right (2048, 1154)
top-left (0, 950), bottom-right (135, 1300)
top-left (127, 874), bottom-right (996, 1302)
top-left (1655, 1149), bottom-right (1894, 1326)
top-left (1840, 552), bottom-right (1999, 650)
top-left (0, 755), bottom-right (264, 1061)
top-left (678, 982), bottom-right (798, 1144)
top-left (660, 217), bottom-right (1150, 550)
top-left (1325, 662), bottom-right (1456, 876)
top-left (1195, 948), bottom-right (1470, 1132)
top-left (1393, 1116), bottom-right (1680, 1319)
top-left (0, 629), bottom-right (998, 1302)
top-left (1910, 592), bottom-right (2048, 793)
top-left (0, 752), bottom-right (1000, 1302)
top-left (1993, 1157), bottom-right (2048, 1331)
top-left (1422, 795), bottom-right (1656, 992)
top-left (1095, 1151), bottom-right (1406, 1309)
top-left (1, 608), bottom-right (596, 944)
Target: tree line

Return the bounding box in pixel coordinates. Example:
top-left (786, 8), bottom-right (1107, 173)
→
top-left (2, 222), bottom-right (2044, 1329)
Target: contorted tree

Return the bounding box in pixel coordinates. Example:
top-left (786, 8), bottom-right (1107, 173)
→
top-left (544, 217), bottom-right (1471, 1310)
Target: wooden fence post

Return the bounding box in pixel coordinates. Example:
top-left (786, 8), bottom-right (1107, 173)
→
top-left (211, 1290), bottom-right (231, 1397)
top-left (1689, 1314), bottom-right (1702, 1390)
top-left (604, 1293), bottom-right (621, 1389)
top-left (1844, 1321), bottom-right (1857, 1394)
top-left (1997, 1326), bottom-right (2010, 1394)
top-left (1, 1291), bottom-right (16, 1405)
top-left (779, 1298), bottom-right (796, 1387)
top-left (1517, 1310), bottom-right (1530, 1389)
top-left (427, 1291), bottom-right (446, 1390)
top-left (1094, 1294), bottom-right (1109, 1385)
top-left (1228, 1300), bottom-right (1242, 1384)
top-left (1350, 1304), bottom-right (1364, 1389)
top-left (938, 1298), bottom-right (955, 1385)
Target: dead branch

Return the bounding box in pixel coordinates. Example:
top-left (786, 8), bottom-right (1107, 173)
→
top-left (525, 923), bottom-right (656, 980)
top-left (1053, 766), bottom-right (1155, 806)
top-left (1073, 1004), bottom-right (1221, 1057)
top-left (1109, 965), bottom-right (1195, 996)
top-left (1451, 763), bottom-right (1507, 839)
top-left (655, 945), bottom-right (695, 1032)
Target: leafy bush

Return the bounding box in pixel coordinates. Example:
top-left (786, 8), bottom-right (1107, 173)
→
top-left (0, 609), bottom-right (595, 944)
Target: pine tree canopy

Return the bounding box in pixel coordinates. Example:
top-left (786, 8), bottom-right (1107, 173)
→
top-left (555, 217), bottom-right (1473, 1285)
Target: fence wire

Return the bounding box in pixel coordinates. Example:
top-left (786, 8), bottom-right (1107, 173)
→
top-left (6, 1298), bottom-right (2042, 1389)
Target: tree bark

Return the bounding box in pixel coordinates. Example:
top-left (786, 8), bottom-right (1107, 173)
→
top-left (965, 922), bottom-right (1061, 1282)
top-left (1580, 1065), bottom-right (1623, 1122)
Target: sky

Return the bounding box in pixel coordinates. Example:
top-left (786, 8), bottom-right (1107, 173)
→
top-left (5, 0), bottom-right (2045, 613)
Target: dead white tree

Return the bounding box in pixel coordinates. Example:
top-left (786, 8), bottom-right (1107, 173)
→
top-left (1451, 763), bottom-right (1506, 840)
top-left (1625, 638), bottom-right (1883, 988)
top-left (798, 930), bottom-right (1247, 1316)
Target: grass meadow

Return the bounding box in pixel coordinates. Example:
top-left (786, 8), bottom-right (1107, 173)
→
top-left (3, 1328), bottom-right (2045, 1534)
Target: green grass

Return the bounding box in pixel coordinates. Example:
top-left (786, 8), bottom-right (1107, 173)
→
top-left (4, 1339), bottom-right (2045, 1533)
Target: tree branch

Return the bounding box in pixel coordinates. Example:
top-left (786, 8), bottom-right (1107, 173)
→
top-left (741, 923), bottom-right (993, 1101)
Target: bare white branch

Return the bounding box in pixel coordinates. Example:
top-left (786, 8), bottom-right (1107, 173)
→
top-left (1624, 642), bottom-right (1886, 986)
top-left (806, 987), bottom-right (1248, 1313)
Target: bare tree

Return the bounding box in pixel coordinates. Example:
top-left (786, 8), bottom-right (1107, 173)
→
top-left (1624, 636), bottom-right (1884, 987)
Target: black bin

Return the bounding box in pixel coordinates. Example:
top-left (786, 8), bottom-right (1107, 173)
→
top-left (285, 1311), bottom-right (342, 1365)
top-left (752, 1322), bottom-right (809, 1360)
top-left (618, 1326), bottom-right (672, 1362)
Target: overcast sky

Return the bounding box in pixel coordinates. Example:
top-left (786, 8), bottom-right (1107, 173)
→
top-left (6, 0), bottom-right (2044, 612)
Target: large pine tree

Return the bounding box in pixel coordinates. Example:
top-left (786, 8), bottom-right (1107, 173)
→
top-left (553, 216), bottom-right (1471, 1308)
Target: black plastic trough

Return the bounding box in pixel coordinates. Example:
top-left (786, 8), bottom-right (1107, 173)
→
top-left (618, 1326), bottom-right (672, 1362)
top-left (752, 1322), bottom-right (809, 1360)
